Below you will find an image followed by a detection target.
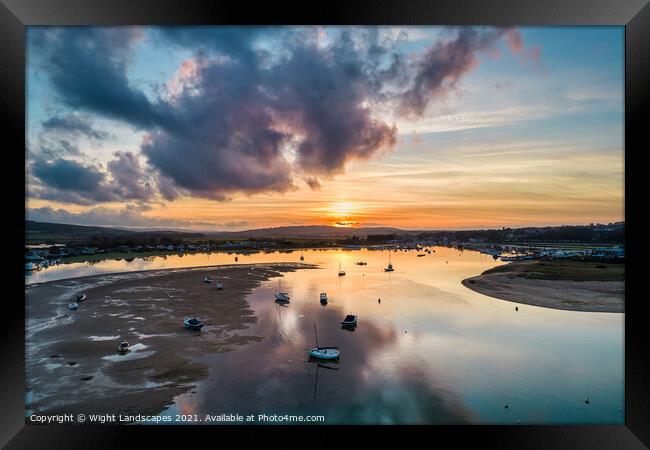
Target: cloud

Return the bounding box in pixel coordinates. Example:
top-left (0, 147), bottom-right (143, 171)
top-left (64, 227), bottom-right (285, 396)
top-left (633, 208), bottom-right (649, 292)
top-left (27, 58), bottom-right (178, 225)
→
top-left (30, 152), bottom-right (155, 204)
top-left (141, 29), bottom-right (400, 199)
top-left (504, 28), bottom-right (524, 53)
top-left (399, 27), bottom-right (520, 117)
top-left (37, 140), bottom-right (81, 159)
top-left (26, 205), bottom-right (244, 230)
top-left (106, 151), bottom-right (155, 201)
top-left (41, 114), bottom-right (109, 140)
top-left (30, 27), bottom-right (171, 129)
top-left (31, 158), bottom-right (108, 198)
top-left (30, 26), bottom-right (537, 202)
top-left (304, 177), bottom-right (321, 190)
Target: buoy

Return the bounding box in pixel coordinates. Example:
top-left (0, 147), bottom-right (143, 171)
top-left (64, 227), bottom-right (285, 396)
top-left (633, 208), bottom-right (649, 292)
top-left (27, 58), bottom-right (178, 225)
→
top-left (585, 398), bottom-right (590, 404)
top-left (505, 403), bottom-right (509, 409)
top-left (515, 307), bottom-right (518, 311)
top-left (378, 298), bottom-right (381, 303)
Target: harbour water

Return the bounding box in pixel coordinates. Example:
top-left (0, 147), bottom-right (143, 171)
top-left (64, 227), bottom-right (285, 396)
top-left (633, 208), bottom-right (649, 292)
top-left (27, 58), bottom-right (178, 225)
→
top-left (26, 247), bottom-right (624, 424)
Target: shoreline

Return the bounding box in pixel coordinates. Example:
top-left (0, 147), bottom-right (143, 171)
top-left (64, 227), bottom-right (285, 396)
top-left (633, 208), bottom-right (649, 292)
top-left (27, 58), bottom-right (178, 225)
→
top-left (25, 262), bottom-right (316, 417)
top-left (25, 261), bottom-right (315, 286)
top-left (462, 260), bottom-right (624, 313)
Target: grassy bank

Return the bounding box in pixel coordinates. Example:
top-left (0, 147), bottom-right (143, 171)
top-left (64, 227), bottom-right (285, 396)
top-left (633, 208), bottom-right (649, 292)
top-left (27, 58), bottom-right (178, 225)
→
top-left (484, 259), bottom-right (624, 282)
top-left (60, 250), bottom-right (182, 264)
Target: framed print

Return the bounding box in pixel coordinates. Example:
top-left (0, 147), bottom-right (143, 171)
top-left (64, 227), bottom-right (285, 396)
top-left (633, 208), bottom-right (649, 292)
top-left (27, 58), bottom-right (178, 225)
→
top-left (2, 0), bottom-right (648, 447)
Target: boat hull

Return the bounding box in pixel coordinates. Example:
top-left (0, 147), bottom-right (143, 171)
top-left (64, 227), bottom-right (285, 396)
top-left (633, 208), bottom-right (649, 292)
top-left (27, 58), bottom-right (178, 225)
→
top-left (184, 319), bottom-right (204, 330)
top-left (309, 348), bottom-right (340, 360)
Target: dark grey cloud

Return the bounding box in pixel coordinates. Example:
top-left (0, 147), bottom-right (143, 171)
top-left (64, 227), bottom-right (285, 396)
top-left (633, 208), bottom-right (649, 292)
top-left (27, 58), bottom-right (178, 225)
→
top-left (30, 152), bottom-right (154, 205)
top-left (32, 158), bottom-right (107, 195)
top-left (30, 27), bottom-right (171, 129)
top-left (106, 152), bottom-right (155, 201)
top-left (141, 28), bottom-right (399, 198)
top-left (38, 140), bottom-right (81, 159)
top-left (30, 26), bottom-right (531, 202)
top-left (41, 114), bottom-right (109, 140)
top-left (152, 26), bottom-right (277, 63)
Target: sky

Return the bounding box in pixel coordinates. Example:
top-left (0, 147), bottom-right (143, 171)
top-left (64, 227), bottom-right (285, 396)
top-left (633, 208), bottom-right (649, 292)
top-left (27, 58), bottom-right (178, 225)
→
top-left (25, 26), bottom-right (624, 231)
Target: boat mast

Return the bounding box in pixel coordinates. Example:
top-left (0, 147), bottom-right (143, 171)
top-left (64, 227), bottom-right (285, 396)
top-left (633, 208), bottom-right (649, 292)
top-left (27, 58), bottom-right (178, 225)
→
top-left (313, 321), bottom-right (319, 348)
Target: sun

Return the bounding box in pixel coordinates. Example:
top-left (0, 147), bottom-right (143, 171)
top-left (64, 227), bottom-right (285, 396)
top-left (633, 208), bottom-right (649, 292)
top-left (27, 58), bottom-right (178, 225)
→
top-left (328, 202), bottom-right (360, 227)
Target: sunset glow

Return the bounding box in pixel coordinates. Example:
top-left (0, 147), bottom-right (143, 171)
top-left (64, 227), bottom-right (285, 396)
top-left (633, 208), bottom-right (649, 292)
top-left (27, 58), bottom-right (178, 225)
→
top-left (26, 26), bottom-right (624, 231)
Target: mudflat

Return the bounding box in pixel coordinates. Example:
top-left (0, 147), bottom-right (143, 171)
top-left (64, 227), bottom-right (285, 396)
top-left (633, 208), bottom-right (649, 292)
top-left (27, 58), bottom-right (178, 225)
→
top-left (25, 263), bottom-right (315, 418)
top-left (461, 259), bottom-right (624, 313)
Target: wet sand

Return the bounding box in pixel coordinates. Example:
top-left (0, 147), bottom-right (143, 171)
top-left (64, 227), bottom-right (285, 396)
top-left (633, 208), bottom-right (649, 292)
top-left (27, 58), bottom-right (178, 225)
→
top-left (462, 260), bottom-right (624, 313)
top-left (25, 263), bottom-right (315, 418)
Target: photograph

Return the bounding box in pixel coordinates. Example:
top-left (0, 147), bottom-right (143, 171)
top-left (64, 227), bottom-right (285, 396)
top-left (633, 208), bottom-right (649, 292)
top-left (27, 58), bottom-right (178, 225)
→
top-left (24, 25), bottom-right (626, 426)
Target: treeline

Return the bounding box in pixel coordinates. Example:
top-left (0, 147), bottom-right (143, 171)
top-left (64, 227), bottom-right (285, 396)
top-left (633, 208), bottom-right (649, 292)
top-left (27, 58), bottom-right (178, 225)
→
top-left (416, 223), bottom-right (624, 244)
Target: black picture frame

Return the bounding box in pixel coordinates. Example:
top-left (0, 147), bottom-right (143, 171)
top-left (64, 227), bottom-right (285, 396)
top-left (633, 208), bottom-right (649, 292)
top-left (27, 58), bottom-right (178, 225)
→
top-left (2, 0), bottom-right (648, 447)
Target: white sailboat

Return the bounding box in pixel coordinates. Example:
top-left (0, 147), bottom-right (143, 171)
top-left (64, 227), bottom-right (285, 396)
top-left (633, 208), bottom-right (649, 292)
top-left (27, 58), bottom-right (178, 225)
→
top-left (274, 278), bottom-right (290, 302)
top-left (384, 252), bottom-right (394, 272)
top-left (308, 322), bottom-right (340, 360)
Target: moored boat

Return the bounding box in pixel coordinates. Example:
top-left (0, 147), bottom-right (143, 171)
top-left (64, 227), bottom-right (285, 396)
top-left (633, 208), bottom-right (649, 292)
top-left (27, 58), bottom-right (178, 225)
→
top-left (68, 302), bottom-right (79, 310)
top-left (309, 322), bottom-right (340, 360)
top-left (320, 292), bottom-right (328, 304)
top-left (118, 341), bottom-right (130, 353)
top-left (184, 317), bottom-right (204, 330)
top-left (274, 278), bottom-right (290, 302)
top-left (384, 253), bottom-right (394, 272)
top-left (309, 348), bottom-right (341, 360)
top-left (76, 294), bottom-right (87, 302)
top-left (216, 281), bottom-right (224, 290)
top-left (341, 314), bottom-right (358, 326)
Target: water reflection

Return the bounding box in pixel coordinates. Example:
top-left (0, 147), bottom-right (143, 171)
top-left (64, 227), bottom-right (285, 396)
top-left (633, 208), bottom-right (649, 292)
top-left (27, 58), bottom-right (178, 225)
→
top-left (28, 247), bottom-right (623, 424)
top-left (157, 248), bottom-right (623, 424)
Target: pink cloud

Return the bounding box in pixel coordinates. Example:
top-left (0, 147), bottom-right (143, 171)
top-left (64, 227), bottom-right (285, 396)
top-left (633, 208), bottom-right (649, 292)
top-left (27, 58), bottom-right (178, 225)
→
top-left (505, 29), bottom-right (524, 53)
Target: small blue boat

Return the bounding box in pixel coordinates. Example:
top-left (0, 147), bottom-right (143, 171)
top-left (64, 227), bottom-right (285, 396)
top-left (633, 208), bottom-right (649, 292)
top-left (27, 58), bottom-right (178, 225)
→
top-left (309, 348), bottom-right (340, 360)
top-left (68, 302), bottom-right (79, 310)
top-left (184, 317), bottom-right (204, 330)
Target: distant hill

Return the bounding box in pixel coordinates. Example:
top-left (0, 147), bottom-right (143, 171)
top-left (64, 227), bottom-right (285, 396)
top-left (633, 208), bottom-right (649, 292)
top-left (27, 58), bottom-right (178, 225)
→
top-left (25, 220), bottom-right (624, 246)
top-left (25, 221), bottom-right (205, 244)
top-left (25, 221), bottom-right (408, 244)
top-left (209, 225), bottom-right (407, 239)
